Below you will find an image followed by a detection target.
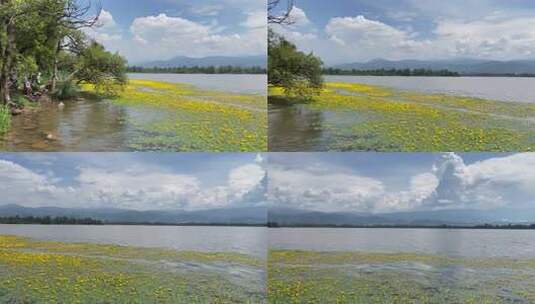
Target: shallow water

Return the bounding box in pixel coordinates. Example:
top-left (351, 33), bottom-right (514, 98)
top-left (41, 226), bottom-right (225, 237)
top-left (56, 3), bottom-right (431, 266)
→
top-left (0, 225), bottom-right (267, 257)
top-left (325, 75), bottom-right (535, 103)
top-left (269, 228), bottom-right (535, 258)
top-left (128, 73), bottom-right (267, 95)
top-left (0, 98), bottom-right (159, 151)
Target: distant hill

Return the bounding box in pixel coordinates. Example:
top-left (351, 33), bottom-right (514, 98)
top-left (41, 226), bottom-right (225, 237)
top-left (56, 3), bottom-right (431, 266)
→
top-left (0, 204), bottom-right (266, 225)
top-left (140, 55), bottom-right (266, 69)
top-left (269, 208), bottom-right (535, 227)
top-left (333, 58), bottom-right (535, 75)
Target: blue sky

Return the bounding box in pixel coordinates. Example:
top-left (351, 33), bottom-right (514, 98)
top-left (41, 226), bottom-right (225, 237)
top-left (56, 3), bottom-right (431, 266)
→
top-left (0, 153), bottom-right (266, 211)
top-left (272, 0), bottom-right (535, 65)
top-left (269, 153), bottom-right (535, 213)
top-left (84, 0), bottom-right (266, 63)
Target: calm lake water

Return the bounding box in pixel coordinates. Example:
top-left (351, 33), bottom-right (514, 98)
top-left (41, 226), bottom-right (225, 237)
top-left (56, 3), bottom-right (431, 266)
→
top-left (325, 75), bottom-right (535, 103)
top-left (128, 73), bottom-right (267, 95)
top-left (269, 228), bottom-right (535, 259)
top-left (0, 225), bottom-right (266, 257)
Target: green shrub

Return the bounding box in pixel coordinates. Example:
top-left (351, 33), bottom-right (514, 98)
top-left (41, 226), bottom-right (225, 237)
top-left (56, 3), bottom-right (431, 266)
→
top-left (0, 106), bottom-right (11, 135)
top-left (53, 79), bottom-right (79, 100)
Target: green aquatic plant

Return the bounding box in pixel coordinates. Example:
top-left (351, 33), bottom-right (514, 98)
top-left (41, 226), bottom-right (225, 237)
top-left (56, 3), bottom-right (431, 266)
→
top-left (83, 79), bottom-right (267, 152)
top-left (0, 235), bottom-right (266, 304)
top-left (268, 250), bottom-right (535, 304)
top-left (269, 82), bottom-right (535, 151)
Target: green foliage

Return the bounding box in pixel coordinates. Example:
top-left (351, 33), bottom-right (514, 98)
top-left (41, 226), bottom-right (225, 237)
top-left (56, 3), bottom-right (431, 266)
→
top-left (72, 42), bottom-right (128, 96)
top-left (268, 29), bottom-right (323, 99)
top-left (0, 106), bottom-right (10, 134)
top-left (53, 76), bottom-right (79, 100)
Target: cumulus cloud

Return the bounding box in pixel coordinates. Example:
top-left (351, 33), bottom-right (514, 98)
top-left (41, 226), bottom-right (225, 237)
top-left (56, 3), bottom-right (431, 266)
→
top-left (278, 5), bottom-right (535, 64)
top-left (84, 10), bottom-right (122, 43)
top-left (0, 157), bottom-right (266, 211)
top-left (127, 13), bottom-right (265, 60)
top-left (268, 166), bottom-right (385, 212)
top-left (269, 153), bottom-right (535, 213)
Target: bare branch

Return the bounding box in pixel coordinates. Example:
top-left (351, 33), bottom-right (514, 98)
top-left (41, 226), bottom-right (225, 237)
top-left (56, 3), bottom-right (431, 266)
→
top-left (268, 0), bottom-right (295, 25)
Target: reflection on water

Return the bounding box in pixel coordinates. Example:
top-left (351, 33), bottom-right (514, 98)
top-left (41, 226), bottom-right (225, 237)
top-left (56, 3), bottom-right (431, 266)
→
top-left (268, 98), bottom-right (366, 151)
top-left (0, 225), bottom-right (267, 257)
top-left (0, 98), bottom-right (142, 151)
top-left (268, 101), bottom-right (325, 151)
top-left (269, 228), bottom-right (535, 258)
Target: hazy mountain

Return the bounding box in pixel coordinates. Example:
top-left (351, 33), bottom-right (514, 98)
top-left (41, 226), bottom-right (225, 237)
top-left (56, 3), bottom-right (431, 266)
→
top-left (139, 55), bottom-right (266, 68)
top-left (269, 208), bottom-right (535, 226)
top-left (0, 204), bottom-right (266, 225)
top-left (333, 58), bottom-right (535, 75)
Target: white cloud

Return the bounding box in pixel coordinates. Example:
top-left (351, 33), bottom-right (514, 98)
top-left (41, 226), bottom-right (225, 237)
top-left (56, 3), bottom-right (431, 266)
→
top-left (127, 13), bottom-right (265, 61)
top-left (288, 6), bottom-right (311, 27)
top-left (242, 10), bottom-right (267, 29)
top-left (278, 6), bottom-right (535, 64)
top-left (269, 153), bottom-right (535, 213)
top-left (269, 167), bottom-right (385, 212)
top-left (0, 158), bottom-right (266, 211)
top-left (190, 4), bottom-right (224, 16)
top-left (84, 10), bottom-right (122, 43)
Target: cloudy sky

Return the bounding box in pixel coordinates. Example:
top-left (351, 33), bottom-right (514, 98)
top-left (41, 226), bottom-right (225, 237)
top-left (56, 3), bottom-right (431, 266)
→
top-left (269, 153), bottom-right (535, 214)
top-left (0, 153), bottom-right (266, 211)
top-left (271, 0), bottom-right (535, 65)
top-left (84, 0), bottom-right (266, 63)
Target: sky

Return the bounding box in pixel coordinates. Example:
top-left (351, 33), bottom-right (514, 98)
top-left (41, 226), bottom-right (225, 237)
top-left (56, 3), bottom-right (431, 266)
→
top-left (0, 153), bottom-right (266, 211)
top-left (83, 0), bottom-right (266, 63)
top-left (271, 0), bottom-right (535, 65)
top-left (269, 153), bottom-right (535, 214)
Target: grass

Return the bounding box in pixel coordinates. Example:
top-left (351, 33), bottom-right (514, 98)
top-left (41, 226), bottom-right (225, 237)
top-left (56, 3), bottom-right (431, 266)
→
top-left (269, 82), bottom-right (535, 151)
top-left (0, 235), bottom-right (266, 303)
top-left (83, 79), bottom-right (267, 152)
top-left (268, 250), bottom-right (535, 303)
top-left (0, 105), bottom-right (10, 135)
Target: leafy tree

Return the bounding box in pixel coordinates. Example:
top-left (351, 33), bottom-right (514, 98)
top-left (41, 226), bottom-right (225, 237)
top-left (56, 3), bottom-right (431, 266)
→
top-left (64, 41), bottom-right (127, 96)
top-left (268, 29), bottom-right (323, 99)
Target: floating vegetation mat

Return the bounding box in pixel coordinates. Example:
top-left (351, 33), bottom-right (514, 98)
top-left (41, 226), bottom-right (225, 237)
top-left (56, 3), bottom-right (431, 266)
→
top-left (0, 235), bottom-right (266, 303)
top-left (269, 83), bottom-right (535, 151)
top-left (268, 250), bottom-right (535, 304)
top-left (86, 79), bottom-right (267, 152)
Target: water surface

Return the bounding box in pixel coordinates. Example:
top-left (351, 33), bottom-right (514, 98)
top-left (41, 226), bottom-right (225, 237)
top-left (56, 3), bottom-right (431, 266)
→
top-left (129, 73), bottom-right (267, 95)
top-left (0, 225), bottom-right (266, 257)
top-left (270, 228), bottom-right (535, 258)
top-left (326, 75), bottom-right (535, 103)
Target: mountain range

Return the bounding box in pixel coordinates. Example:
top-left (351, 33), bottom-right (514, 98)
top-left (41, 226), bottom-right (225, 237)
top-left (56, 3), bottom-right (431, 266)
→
top-left (269, 208), bottom-right (535, 227)
top-left (333, 58), bottom-right (535, 75)
top-left (0, 204), bottom-right (266, 225)
top-left (139, 55), bottom-right (266, 68)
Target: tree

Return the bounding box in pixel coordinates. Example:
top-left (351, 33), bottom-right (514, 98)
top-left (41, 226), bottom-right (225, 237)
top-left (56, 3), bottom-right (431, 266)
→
top-left (67, 41), bottom-right (127, 95)
top-left (268, 29), bottom-right (323, 99)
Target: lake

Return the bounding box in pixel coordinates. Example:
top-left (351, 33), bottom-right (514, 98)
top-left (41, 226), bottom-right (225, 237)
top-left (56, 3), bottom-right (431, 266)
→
top-left (1, 74), bottom-right (267, 152)
top-left (0, 225), bottom-right (266, 257)
top-left (269, 76), bottom-right (535, 151)
top-left (269, 228), bottom-right (535, 302)
top-left (128, 73), bottom-right (267, 95)
top-left (325, 75), bottom-right (535, 103)
top-left (269, 228), bottom-right (535, 258)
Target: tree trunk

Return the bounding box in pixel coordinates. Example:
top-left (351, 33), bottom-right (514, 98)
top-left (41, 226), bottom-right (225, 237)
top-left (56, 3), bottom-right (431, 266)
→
top-left (0, 18), bottom-right (16, 105)
top-left (50, 40), bottom-right (61, 92)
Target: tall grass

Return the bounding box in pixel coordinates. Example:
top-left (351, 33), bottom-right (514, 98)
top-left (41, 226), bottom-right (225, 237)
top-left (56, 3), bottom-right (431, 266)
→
top-left (0, 105), bottom-right (10, 134)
